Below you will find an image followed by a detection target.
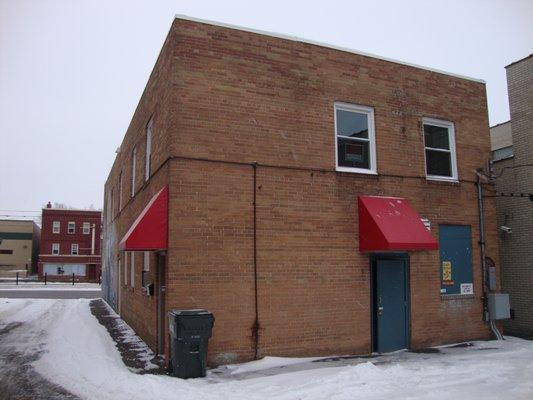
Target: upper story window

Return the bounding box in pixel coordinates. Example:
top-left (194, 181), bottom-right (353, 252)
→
top-left (71, 243), bottom-right (79, 255)
top-left (334, 103), bottom-right (377, 174)
top-left (52, 243), bottom-right (60, 255)
top-left (52, 221), bottom-right (60, 234)
top-left (145, 118), bottom-right (153, 182)
top-left (68, 222), bottom-right (75, 234)
top-left (492, 146), bottom-right (513, 162)
top-left (83, 222), bottom-right (91, 235)
top-left (131, 146), bottom-right (137, 197)
top-left (423, 118), bottom-right (458, 181)
top-left (118, 171), bottom-right (123, 210)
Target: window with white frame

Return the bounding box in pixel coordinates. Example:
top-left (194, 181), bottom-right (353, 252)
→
top-left (118, 171), bottom-right (123, 210)
top-left (71, 244), bottom-right (79, 255)
top-left (83, 222), bottom-right (91, 235)
top-left (145, 118), bottom-right (153, 181)
top-left (130, 252), bottom-right (135, 287)
top-left (52, 221), bottom-right (60, 234)
top-left (68, 221), bottom-right (75, 234)
top-left (142, 251), bottom-right (150, 287)
top-left (423, 118), bottom-right (458, 180)
top-left (131, 147), bottom-right (137, 197)
top-left (52, 243), bottom-right (60, 255)
top-left (124, 252), bottom-right (128, 286)
top-left (334, 103), bottom-right (376, 174)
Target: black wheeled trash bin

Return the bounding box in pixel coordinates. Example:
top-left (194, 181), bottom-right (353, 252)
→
top-left (168, 309), bottom-right (214, 379)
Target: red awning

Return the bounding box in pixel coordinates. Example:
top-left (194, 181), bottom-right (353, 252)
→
top-left (358, 196), bottom-right (438, 252)
top-left (119, 186), bottom-right (169, 251)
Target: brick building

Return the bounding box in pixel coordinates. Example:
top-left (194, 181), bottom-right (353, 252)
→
top-left (102, 16), bottom-right (501, 365)
top-left (38, 204), bottom-right (102, 282)
top-left (491, 54), bottom-right (533, 339)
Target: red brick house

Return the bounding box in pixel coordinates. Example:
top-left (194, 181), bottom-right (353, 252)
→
top-left (38, 204), bottom-right (102, 282)
top-left (102, 16), bottom-right (501, 366)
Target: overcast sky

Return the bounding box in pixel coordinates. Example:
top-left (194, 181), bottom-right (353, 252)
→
top-left (1, 0), bottom-right (532, 219)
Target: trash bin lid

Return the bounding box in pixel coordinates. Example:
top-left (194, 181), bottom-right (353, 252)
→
top-left (169, 309), bottom-right (212, 316)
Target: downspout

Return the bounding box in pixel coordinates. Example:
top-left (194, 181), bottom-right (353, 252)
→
top-left (251, 162), bottom-right (260, 359)
top-left (476, 169), bottom-right (503, 340)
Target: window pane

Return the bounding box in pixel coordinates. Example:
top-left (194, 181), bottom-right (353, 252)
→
top-left (337, 138), bottom-right (370, 169)
top-left (426, 149), bottom-right (452, 176)
top-left (336, 109), bottom-right (369, 139)
top-left (424, 124), bottom-right (450, 150)
top-left (493, 146), bottom-right (513, 161)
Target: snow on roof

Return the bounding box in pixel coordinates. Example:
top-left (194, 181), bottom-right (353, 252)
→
top-left (174, 14), bottom-right (485, 84)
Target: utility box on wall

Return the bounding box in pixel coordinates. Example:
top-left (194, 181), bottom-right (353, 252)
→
top-left (488, 293), bottom-right (510, 320)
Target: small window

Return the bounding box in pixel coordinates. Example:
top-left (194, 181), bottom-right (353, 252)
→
top-left (335, 103), bottom-right (376, 174)
top-left (492, 146), bottom-right (513, 161)
top-left (83, 222), bottom-right (91, 235)
top-left (131, 146), bottom-right (137, 197)
top-left (68, 222), bottom-right (75, 234)
top-left (118, 171), bottom-right (123, 210)
top-left (142, 251), bottom-right (150, 286)
top-left (52, 243), bottom-right (60, 255)
top-left (145, 118), bottom-right (153, 181)
top-left (124, 252), bottom-right (128, 286)
top-left (130, 252), bottom-right (135, 288)
top-left (0, 249), bottom-right (13, 254)
top-left (423, 118), bottom-right (457, 180)
top-left (52, 221), bottom-right (60, 234)
top-left (71, 244), bottom-right (79, 255)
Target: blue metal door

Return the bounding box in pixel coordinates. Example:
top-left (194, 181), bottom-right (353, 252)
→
top-left (374, 257), bottom-right (408, 352)
top-left (439, 225), bottom-right (473, 295)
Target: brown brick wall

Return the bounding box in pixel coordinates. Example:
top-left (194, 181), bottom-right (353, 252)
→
top-left (103, 17), bottom-right (499, 364)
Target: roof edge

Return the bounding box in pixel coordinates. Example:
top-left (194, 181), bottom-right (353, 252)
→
top-left (505, 54), bottom-right (533, 69)
top-left (490, 120), bottom-right (511, 129)
top-left (174, 14), bottom-right (485, 84)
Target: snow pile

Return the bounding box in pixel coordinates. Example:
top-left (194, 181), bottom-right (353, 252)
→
top-left (1, 298), bottom-right (533, 400)
top-left (222, 355), bottom-right (324, 375)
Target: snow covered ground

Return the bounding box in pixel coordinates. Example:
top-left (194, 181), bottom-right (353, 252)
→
top-left (1, 298), bottom-right (532, 400)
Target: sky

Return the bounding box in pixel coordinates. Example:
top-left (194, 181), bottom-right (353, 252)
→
top-left (0, 0), bottom-right (532, 220)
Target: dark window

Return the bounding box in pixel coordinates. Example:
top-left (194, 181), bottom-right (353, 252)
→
top-left (335, 104), bottom-right (375, 172)
top-left (425, 149), bottom-right (452, 176)
top-left (423, 120), bottom-right (456, 179)
top-left (0, 249), bottom-right (13, 254)
top-left (337, 138), bottom-right (370, 169)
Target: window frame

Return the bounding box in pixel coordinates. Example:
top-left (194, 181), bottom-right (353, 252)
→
top-left (334, 102), bottom-right (377, 175)
top-left (67, 221), bottom-right (75, 234)
top-left (82, 222), bottom-right (91, 235)
top-left (118, 171), bottom-right (123, 211)
top-left (422, 117), bottom-right (458, 182)
top-left (145, 118), bottom-right (153, 182)
top-left (52, 221), bottom-right (60, 234)
top-left (52, 243), bottom-right (60, 255)
top-left (71, 243), bottom-right (79, 255)
top-left (130, 252), bottom-right (135, 288)
top-left (124, 251), bottom-right (128, 286)
top-left (131, 146), bottom-right (137, 198)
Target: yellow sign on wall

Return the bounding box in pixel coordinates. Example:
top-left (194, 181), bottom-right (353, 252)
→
top-left (442, 261), bottom-right (452, 282)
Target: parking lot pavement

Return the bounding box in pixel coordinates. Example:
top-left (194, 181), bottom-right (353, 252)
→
top-left (0, 300), bottom-right (80, 400)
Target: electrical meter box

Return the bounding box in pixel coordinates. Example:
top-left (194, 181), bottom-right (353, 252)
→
top-left (487, 293), bottom-right (510, 320)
